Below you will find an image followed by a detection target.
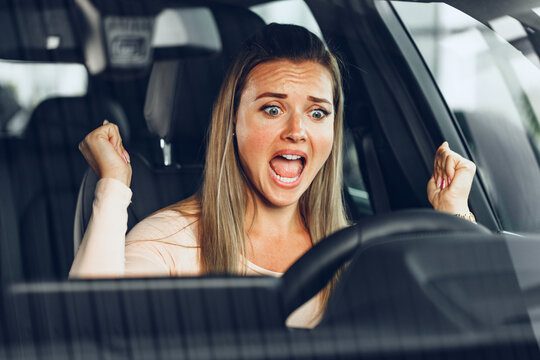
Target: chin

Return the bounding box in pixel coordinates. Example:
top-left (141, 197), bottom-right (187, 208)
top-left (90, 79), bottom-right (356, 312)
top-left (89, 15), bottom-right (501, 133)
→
top-left (264, 190), bottom-right (305, 208)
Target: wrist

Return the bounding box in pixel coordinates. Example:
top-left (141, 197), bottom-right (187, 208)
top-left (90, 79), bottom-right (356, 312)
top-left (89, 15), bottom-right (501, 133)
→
top-left (434, 202), bottom-right (470, 215)
top-left (100, 171), bottom-right (131, 187)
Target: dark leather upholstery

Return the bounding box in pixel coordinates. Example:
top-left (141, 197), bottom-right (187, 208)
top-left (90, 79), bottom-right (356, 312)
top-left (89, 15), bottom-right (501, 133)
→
top-left (166, 5), bottom-right (268, 165)
top-left (75, 155), bottom-right (202, 244)
top-left (4, 96), bottom-right (128, 280)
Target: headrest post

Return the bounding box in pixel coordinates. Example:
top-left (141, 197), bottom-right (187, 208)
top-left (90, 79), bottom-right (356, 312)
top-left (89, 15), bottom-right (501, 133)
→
top-left (160, 138), bottom-right (172, 166)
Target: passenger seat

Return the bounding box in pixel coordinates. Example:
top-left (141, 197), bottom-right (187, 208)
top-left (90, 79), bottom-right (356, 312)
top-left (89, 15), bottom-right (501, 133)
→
top-left (3, 95), bottom-right (129, 280)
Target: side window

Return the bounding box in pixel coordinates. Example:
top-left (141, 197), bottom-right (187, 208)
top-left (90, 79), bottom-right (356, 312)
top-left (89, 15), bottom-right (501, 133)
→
top-left (0, 61), bottom-right (87, 137)
top-left (393, 2), bottom-right (540, 232)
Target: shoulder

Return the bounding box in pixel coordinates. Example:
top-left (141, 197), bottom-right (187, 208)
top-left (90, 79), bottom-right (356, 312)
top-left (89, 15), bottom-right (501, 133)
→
top-left (124, 209), bottom-right (201, 276)
top-left (126, 209), bottom-right (199, 247)
top-left (124, 199), bottom-right (202, 276)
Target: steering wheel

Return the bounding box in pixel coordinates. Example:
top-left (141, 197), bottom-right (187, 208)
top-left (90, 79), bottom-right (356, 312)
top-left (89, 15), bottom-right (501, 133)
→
top-left (279, 209), bottom-right (490, 319)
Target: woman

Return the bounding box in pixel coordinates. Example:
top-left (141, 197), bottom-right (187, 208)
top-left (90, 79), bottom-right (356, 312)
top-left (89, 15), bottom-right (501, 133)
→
top-left (70, 24), bottom-right (476, 328)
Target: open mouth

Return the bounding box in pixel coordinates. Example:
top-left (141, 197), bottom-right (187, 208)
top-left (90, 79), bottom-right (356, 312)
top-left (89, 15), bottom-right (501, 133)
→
top-left (269, 154), bottom-right (306, 184)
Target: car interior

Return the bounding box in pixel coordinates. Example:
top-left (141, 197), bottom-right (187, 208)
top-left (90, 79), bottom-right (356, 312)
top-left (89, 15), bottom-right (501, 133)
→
top-left (1, 0), bottom-right (385, 283)
top-left (1, 0), bottom-right (540, 358)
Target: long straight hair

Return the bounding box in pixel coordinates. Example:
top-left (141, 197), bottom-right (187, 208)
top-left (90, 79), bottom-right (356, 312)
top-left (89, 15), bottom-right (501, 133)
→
top-left (176, 23), bottom-right (349, 308)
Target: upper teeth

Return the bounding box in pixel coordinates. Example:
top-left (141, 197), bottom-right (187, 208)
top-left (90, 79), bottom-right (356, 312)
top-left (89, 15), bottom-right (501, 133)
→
top-left (281, 154), bottom-right (302, 160)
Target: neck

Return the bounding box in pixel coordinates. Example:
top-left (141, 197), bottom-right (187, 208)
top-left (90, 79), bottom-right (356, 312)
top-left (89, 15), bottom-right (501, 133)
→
top-left (244, 192), bottom-right (306, 243)
top-left (244, 190), bottom-right (312, 273)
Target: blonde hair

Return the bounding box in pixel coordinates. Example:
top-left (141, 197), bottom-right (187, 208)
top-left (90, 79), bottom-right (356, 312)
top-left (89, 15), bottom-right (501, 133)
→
top-left (174, 23), bottom-right (349, 308)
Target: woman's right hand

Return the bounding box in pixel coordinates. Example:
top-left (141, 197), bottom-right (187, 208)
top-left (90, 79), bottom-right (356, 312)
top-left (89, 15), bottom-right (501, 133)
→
top-left (79, 120), bottom-right (132, 187)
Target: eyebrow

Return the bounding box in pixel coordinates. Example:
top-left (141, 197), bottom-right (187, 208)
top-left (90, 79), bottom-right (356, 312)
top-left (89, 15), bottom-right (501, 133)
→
top-left (308, 96), bottom-right (331, 105)
top-left (255, 92), bottom-right (332, 105)
top-left (255, 92), bottom-right (287, 100)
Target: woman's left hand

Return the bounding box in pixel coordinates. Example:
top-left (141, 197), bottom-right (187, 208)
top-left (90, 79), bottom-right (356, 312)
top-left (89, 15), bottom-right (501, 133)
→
top-left (427, 142), bottom-right (476, 214)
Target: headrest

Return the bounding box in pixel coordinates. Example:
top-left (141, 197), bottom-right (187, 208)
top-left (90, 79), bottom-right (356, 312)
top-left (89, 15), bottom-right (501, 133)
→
top-left (142, 5), bottom-right (266, 165)
top-left (26, 96), bottom-right (130, 144)
top-left (143, 61), bottom-right (179, 142)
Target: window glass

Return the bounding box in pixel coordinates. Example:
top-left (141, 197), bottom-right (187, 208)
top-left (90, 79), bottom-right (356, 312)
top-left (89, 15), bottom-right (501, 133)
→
top-left (393, 1), bottom-right (540, 232)
top-left (0, 61), bottom-right (87, 136)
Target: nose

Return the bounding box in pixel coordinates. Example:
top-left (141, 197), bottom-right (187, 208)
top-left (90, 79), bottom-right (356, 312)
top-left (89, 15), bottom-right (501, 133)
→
top-left (282, 110), bottom-right (307, 143)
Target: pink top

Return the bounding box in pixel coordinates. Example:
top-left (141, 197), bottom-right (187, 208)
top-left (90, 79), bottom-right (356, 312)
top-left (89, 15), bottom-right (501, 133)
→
top-left (69, 178), bottom-right (322, 328)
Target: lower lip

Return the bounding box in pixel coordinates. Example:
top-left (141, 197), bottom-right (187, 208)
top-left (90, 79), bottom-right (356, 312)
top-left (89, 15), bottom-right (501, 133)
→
top-left (268, 165), bottom-right (304, 189)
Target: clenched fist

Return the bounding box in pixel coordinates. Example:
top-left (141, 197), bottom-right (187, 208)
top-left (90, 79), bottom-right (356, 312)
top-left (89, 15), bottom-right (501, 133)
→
top-left (79, 120), bottom-right (132, 187)
top-left (427, 142), bottom-right (476, 214)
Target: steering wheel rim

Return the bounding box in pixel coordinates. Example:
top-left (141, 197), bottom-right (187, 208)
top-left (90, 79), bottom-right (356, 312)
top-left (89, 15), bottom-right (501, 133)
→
top-left (280, 209), bottom-right (490, 319)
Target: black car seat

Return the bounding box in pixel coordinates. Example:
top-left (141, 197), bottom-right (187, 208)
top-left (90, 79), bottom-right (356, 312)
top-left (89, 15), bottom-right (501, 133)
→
top-left (1, 95), bottom-right (129, 281)
top-left (74, 6), bottom-right (266, 251)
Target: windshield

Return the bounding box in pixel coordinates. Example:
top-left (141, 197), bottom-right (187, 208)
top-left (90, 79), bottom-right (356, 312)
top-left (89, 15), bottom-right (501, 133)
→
top-left (1, 0), bottom-right (540, 358)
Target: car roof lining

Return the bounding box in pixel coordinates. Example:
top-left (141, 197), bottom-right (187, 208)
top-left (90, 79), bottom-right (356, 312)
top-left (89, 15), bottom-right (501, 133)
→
top-left (2, 0), bottom-right (537, 64)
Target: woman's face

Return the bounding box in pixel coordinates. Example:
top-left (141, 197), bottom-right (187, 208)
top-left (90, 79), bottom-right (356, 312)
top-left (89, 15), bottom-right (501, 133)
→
top-left (235, 59), bottom-right (335, 208)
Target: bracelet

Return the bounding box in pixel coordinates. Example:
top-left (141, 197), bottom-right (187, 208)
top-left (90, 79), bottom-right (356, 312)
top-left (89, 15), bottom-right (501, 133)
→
top-left (455, 211), bottom-right (476, 224)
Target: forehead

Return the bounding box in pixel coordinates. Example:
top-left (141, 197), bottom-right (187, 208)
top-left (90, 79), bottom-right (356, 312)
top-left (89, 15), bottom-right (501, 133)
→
top-left (243, 60), bottom-right (334, 100)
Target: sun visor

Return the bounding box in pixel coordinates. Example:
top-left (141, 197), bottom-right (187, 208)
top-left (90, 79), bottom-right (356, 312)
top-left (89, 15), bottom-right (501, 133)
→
top-left (76, 0), bottom-right (221, 75)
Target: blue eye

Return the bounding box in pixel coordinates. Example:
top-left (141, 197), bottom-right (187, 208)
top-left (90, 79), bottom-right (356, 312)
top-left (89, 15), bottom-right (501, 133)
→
top-left (262, 105), bottom-right (282, 116)
top-left (310, 109), bottom-right (328, 119)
